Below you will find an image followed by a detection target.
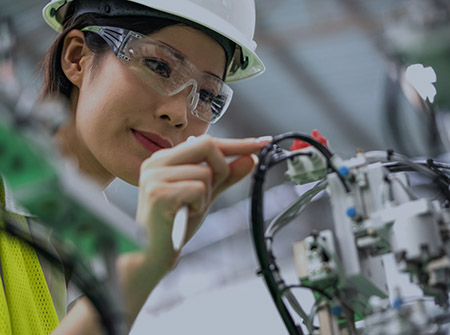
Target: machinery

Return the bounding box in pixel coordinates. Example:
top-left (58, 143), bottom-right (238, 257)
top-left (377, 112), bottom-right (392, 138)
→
top-left (249, 3), bottom-right (450, 332)
top-left (251, 131), bottom-right (450, 334)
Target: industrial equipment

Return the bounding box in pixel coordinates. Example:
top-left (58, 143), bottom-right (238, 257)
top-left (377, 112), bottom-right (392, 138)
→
top-left (251, 131), bottom-right (450, 334)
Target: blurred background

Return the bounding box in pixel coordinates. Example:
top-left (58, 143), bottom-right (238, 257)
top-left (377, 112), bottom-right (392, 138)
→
top-left (2, 0), bottom-right (450, 333)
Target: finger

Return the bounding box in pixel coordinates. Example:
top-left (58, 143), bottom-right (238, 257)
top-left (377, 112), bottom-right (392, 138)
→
top-left (140, 165), bottom-right (213, 206)
top-left (144, 136), bottom-right (230, 187)
top-left (139, 180), bottom-right (208, 219)
top-left (169, 180), bottom-right (208, 214)
top-left (143, 135), bottom-right (271, 167)
top-left (140, 164), bottom-right (213, 187)
top-left (214, 154), bottom-right (257, 196)
top-left (214, 136), bottom-right (272, 156)
top-left (181, 135), bottom-right (272, 160)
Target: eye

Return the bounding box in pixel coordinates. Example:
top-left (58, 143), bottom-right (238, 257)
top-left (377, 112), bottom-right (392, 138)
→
top-left (211, 95), bottom-right (227, 115)
top-left (199, 89), bottom-right (215, 104)
top-left (144, 58), bottom-right (172, 78)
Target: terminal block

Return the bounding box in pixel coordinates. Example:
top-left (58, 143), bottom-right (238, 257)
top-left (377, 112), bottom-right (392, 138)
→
top-left (293, 230), bottom-right (338, 289)
top-left (286, 130), bottom-right (329, 185)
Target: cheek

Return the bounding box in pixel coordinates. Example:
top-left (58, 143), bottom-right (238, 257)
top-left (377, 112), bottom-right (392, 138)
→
top-left (74, 67), bottom-right (131, 153)
top-left (76, 61), bottom-right (148, 126)
top-left (75, 86), bottom-right (118, 142)
top-left (186, 115), bottom-right (210, 137)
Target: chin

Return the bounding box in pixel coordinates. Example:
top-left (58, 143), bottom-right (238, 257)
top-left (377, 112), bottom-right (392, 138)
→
top-left (120, 171), bottom-right (140, 187)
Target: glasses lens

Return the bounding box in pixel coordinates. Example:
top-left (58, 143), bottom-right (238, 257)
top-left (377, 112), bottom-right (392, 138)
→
top-left (121, 34), bottom-right (233, 123)
top-left (122, 36), bottom-right (180, 95)
top-left (193, 78), bottom-right (233, 123)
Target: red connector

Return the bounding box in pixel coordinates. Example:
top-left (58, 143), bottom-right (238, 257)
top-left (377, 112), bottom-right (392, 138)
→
top-left (290, 130), bottom-right (328, 151)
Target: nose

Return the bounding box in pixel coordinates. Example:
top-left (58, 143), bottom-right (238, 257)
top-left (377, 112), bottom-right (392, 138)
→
top-left (155, 94), bottom-right (189, 129)
top-left (169, 79), bottom-right (199, 112)
top-left (155, 79), bottom-right (200, 128)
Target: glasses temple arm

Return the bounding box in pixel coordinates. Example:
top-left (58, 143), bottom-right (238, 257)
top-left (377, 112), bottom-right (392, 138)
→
top-left (81, 26), bottom-right (132, 56)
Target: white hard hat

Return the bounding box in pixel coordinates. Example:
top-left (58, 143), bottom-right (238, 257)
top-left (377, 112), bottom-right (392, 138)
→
top-left (42, 0), bottom-right (265, 82)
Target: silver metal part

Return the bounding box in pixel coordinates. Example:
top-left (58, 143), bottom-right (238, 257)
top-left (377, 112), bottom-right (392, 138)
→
top-left (327, 160), bottom-right (390, 315)
top-left (390, 199), bottom-right (443, 262)
top-left (363, 299), bottom-right (446, 335)
top-left (292, 151), bottom-right (450, 334)
top-left (293, 230), bottom-right (338, 286)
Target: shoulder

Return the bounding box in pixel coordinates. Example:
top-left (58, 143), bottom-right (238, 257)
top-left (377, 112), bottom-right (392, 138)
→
top-left (1, 176), bottom-right (32, 217)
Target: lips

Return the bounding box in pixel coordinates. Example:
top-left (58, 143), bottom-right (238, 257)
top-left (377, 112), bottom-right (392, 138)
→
top-left (131, 129), bottom-right (172, 153)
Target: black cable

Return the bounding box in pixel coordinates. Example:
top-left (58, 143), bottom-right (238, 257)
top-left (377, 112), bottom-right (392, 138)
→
top-left (267, 150), bottom-right (313, 168)
top-left (428, 161), bottom-right (450, 172)
top-left (271, 133), bottom-right (332, 159)
top-left (271, 132), bottom-right (350, 193)
top-left (427, 159), bottom-right (450, 185)
top-left (0, 217), bottom-right (122, 335)
top-left (382, 160), bottom-right (450, 176)
top-left (426, 159), bottom-right (450, 201)
top-left (381, 158), bottom-right (450, 201)
top-left (251, 132), bottom-right (350, 335)
top-left (252, 163), bottom-right (304, 335)
top-left (381, 160), bottom-right (450, 187)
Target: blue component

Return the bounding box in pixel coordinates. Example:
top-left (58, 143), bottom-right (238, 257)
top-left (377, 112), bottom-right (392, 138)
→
top-left (331, 306), bottom-right (342, 316)
top-left (338, 166), bottom-right (349, 177)
top-left (346, 207), bottom-right (357, 218)
top-left (392, 298), bottom-right (403, 310)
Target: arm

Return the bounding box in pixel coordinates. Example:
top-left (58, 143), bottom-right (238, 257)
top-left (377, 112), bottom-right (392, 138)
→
top-left (51, 297), bottom-right (102, 334)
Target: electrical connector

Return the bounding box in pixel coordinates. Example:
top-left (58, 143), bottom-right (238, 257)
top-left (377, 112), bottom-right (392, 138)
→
top-left (292, 230), bottom-right (338, 287)
top-left (285, 130), bottom-right (329, 185)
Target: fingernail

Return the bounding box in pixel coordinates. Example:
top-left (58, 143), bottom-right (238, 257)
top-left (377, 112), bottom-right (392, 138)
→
top-left (256, 136), bottom-right (273, 143)
top-left (251, 153), bottom-right (259, 165)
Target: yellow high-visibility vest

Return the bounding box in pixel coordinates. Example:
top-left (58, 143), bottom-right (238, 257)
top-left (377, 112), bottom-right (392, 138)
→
top-left (0, 178), bottom-right (60, 334)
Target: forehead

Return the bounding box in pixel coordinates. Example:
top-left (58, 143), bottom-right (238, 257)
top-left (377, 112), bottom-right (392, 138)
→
top-left (147, 25), bottom-right (226, 79)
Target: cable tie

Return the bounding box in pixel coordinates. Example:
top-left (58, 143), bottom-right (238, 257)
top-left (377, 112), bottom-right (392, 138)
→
top-left (255, 263), bottom-right (280, 277)
top-left (256, 267), bottom-right (269, 277)
top-left (387, 149), bottom-right (394, 161)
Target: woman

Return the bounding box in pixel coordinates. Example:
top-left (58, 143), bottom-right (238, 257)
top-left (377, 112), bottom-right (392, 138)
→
top-left (1, 0), bottom-right (268, 334)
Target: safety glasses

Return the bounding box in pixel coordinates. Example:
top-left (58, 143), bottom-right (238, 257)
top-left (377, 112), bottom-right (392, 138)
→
top-left (81, 26), bottom-right (233, 124)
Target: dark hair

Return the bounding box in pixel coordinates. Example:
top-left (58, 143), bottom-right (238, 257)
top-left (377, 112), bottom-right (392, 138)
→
top-left (41, 14), bottom-right (178, 99)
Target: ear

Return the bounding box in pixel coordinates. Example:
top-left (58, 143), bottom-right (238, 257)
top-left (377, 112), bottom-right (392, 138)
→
top-left (61, 29), bottom-right (91, 88)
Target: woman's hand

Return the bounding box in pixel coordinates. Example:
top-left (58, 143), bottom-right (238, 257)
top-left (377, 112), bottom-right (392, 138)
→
top-left (116, 134), bottom-right (270, 324)
top-left (136, 134), bottom-right (271, 265)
